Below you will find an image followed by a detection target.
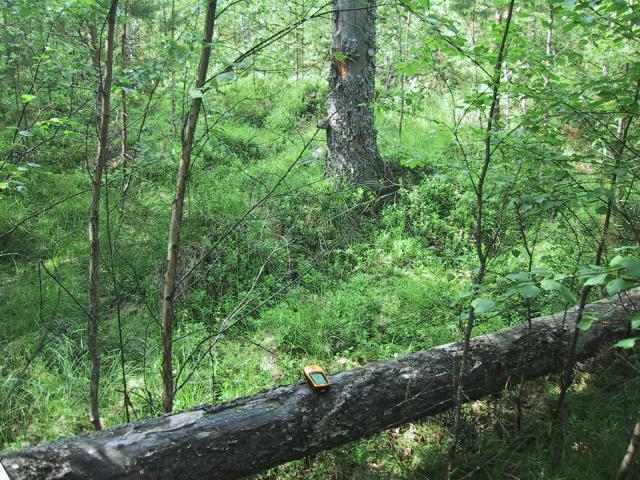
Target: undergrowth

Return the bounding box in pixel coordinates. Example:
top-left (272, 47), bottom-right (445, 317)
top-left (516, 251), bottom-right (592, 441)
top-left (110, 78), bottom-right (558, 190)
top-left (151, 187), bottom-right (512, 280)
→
top-left (1, 76), bottom-right (638, 479)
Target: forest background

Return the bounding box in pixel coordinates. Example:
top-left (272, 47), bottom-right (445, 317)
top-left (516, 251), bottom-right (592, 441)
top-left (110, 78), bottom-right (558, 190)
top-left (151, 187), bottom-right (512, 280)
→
top-left (2, 0), bottom-right (640, 477)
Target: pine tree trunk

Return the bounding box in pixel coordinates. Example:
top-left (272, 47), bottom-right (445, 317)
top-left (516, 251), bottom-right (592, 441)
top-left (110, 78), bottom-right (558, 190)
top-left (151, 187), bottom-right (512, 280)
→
top-left (161, 0), bottom-right (218, 414)
top-left (326, 0), bottom-right (383, 187)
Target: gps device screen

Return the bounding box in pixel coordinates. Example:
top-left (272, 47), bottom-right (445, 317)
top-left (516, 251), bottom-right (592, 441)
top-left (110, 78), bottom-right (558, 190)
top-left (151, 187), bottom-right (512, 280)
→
top-left (310, 372), bottom-right (328, 384)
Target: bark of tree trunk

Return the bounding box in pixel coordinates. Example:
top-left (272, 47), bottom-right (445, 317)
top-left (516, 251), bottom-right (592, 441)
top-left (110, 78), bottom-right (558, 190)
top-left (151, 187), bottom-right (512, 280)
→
top-left (618, 402), bottom-right (640, 480)
top-left (448, 2), bottom-right (515, 474)
top-left (161, 0), bottom-right (218, 414)
top-left (542, 1), bottom-right (553, 126)
top-left (1, 289), bottom-right (638, 480)
top-left (326, 0), bottom-right (383, 187)
top-left (87, 25), bottom-right (102, 129)
top-left (120, 0), bottom-right (129, 173)
top-left (87, 0), bottom-right (119, 432)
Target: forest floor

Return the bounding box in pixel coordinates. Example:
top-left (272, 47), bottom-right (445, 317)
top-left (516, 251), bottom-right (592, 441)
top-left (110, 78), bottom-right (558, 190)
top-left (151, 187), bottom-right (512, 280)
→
top-left (1, 77), bottom-right (638, 479)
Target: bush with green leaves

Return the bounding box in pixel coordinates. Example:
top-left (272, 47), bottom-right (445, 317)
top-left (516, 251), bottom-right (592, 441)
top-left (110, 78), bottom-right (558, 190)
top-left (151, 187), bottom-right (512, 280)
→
top-left (381, 176), bottom-right (472, 257)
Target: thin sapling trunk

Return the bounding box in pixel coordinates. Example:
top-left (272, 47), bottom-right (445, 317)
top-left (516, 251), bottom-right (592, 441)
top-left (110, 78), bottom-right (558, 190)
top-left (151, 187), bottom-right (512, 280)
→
top-left (161, 0), bottom-right (218, 414)
top-left (88, 0), bottom-right (119, 431)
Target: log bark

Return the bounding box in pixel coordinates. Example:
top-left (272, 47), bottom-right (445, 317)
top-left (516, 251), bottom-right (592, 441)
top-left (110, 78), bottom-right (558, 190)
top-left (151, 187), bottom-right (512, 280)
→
top-left (326, 0), bottom-right (383, 187)
top-left (1, 289), bottom-right (638, 480)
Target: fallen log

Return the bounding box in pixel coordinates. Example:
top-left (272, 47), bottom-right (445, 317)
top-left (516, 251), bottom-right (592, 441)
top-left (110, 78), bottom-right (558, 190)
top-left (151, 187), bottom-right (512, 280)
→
top-left (1, 289), bottom-right (639, 480)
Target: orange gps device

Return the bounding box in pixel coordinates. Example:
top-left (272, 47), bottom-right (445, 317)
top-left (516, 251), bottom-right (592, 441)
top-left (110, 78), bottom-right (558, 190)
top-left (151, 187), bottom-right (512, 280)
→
top-left (303, 365), bottom-right (331, 391)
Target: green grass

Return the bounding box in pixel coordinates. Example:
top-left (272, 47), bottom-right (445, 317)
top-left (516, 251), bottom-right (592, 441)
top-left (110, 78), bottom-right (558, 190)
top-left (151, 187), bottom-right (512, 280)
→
top-left (1, 75), bottom-right (638, 479)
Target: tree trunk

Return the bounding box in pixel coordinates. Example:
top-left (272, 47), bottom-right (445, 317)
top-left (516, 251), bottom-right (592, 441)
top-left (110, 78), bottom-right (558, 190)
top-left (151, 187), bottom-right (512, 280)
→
top-left (120, 0), bottom-right (129, 173)
top-left (326, 0), bottom-right (383, 187)
top-left (542, 1), bottom-right (553, 126)
top-left (161, 0), bottom-right (218, 414)
top-left (1, 289), bottom-right (638, 480)
top-left (169, 0), bottom-right (179, 136)
top-left (294, 2), bottom-right (304, 80)
top-left (448, 1), bottom-right (515, 474)
top-left (618, 402), bottom-right (640, 480)
top-left (87, 25), bottom-right (102, 128)
top-left (87, 0), bottom-right (119, 432)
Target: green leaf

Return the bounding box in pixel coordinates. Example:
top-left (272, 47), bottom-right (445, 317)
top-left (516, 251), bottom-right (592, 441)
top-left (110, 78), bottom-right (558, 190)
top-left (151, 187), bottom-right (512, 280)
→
top-left (471, 298), bottom-right (496, 314)
top-left (631, 314), bottom-right (640, 330)
top-left (541, 279), bottom-right (576, 304)
top-left (18, 130), bottom-right (33, 137)
top-left (615, 246), bottom-right (640, 253)
top-left (333, 52), bottom-right (348, 62)
top-left (607, 278), bottom-right (635, 296)
top-left (611, 255), bottom-right (625, 268)
top-left (0, 182), bottom-right (9, 190)
top-left (576, 316), bottom-right (594, 331)
top-left (614, 338), bottom-right (638, 349)
top-left (517, 282), bottom-right (541, 299)
top-left (620, 258), bottom-right (640, 277)
top-left (531, 267), bottom-right (550, 275)
top-left (217, 71), bottom-right (235, 82)
top-left (541, 279), bottom-right (562, 291)
top-left (189, 88), bottom-right (204, 99)
top-left (20, 94), bottom-right (37, 104)
top-left (595, 205), bottom-right (608, 214)
top-left (500, 288), bottom-right (518, 301)
top-left (506, 272), bottom-right (531, 281)
top-left (558, 286), bottom-right (577, 304)
top-left (584, 272), bottom-right (608, 286)
top-left (451, 290), bottom-right (472, 307)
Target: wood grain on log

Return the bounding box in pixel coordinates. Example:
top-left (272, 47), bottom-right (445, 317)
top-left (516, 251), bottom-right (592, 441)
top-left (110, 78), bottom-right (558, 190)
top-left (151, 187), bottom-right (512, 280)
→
top-left (1, 289), bottom-right (638, 479)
